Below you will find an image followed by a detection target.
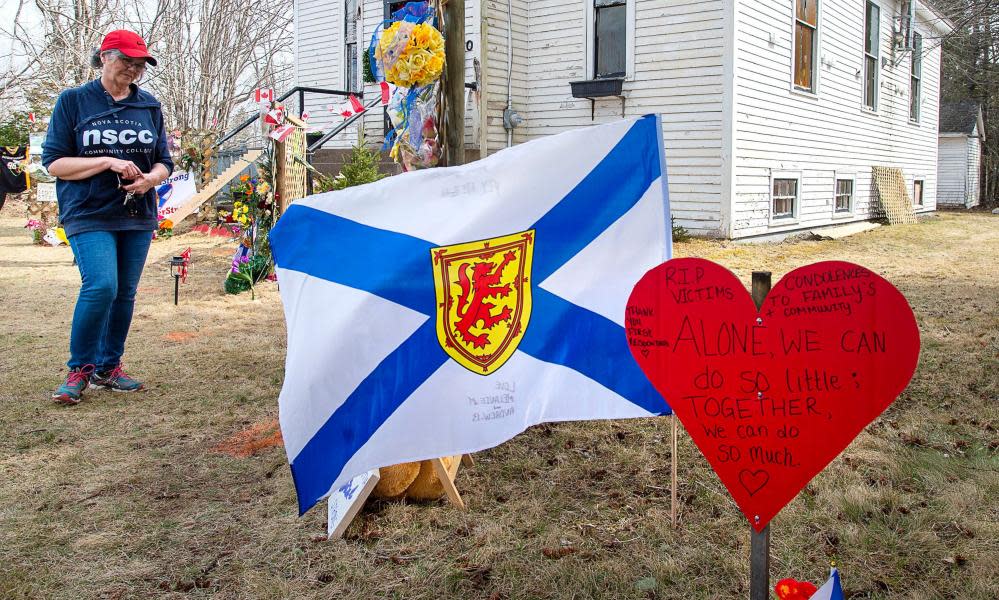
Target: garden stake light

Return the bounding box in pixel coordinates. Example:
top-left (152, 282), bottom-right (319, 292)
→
top-left (169, 249), bottom-right (191, 305)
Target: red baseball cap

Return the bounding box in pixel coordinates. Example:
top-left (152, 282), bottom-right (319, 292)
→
top-left (100, 30), bottom-right (157, 66)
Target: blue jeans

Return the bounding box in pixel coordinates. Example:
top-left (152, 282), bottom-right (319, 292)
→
top-left (67, 230), bottom-right (152, 371)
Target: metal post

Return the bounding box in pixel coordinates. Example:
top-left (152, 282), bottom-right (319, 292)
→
top-left (444, 0), bottom-right (465, 166)
top-left (671, 414), bottom-right (678, 528)
top-left (749, 270), bottom-right (771, 600)
top-left (750, 524), bottom-right (771, 600)
top-left (174, 274), bottom-right (180, 306)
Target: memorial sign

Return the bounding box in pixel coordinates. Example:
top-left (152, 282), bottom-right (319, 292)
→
top-left (626, 258), bottom-right (920, 531)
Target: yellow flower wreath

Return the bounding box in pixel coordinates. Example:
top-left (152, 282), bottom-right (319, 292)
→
top-left (378, 22), bottom-right (446, 88)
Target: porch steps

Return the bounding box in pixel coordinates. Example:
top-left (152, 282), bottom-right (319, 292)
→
top-left (168, 148), bottom-right (263, 227)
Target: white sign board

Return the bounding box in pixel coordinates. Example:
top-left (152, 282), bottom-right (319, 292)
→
top-left (29, 132), bottom-right (45, 156)
top-left (327, 469), bottom-right (379, 539)
top-left (156, 171), bottom-right (198, 222)
top-left (35, 181), bottom-right (57, 203)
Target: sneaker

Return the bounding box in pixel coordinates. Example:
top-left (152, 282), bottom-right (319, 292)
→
top-left (52, 365), bottom-right (95, 405)
top-left (90, 364), bottom-right (145, 393)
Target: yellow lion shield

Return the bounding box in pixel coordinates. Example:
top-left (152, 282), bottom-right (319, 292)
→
top-left (431, 230), bottom-right (534, 374)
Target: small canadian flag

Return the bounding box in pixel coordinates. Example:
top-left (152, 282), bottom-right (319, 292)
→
top-left (254, 88), bottom-right (274, 104)
top-left (269, 123), bottom-right (297, 143)
top-left (28, 112), bottom-right (36, 124)
top-left (263, 107), bottom-right (285, 126)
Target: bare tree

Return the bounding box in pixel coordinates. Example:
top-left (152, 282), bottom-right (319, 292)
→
top-left (0, 0), bottom-right (292, 133)
top-left (0, 0), bottom-right (122, 105)
top-left (938, 0), bottom-right (999, 206)
top-left (144, 0), bottom-right (293, 131)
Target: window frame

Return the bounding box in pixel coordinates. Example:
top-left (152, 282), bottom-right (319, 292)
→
top-left (383, 0), bottom-right (407, 18)
top-left (792, 0), bottom-right (820, 94)
top-left (770, 171), bottom-right (802, 225)
top-left (863, 0), bottom-right (881, 112)
top-left (584, 0), bottom-right (635, 81)
top-left (909, 31), bottom-right (922, 123)
top-left (833, 172), bottom-right (856, 217)
top-left (344, 0), bottom-right (361, 93)
top-left (912, 178), bottom-right (925, 207)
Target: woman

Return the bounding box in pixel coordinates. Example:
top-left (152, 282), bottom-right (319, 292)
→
top-left (43, 30), bottom-right (173, 404)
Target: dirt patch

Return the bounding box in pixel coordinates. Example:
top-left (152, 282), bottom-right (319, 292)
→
top-left (162, 331), bottom-right (200, 343)
top-left (211, 419), bottom-right (284, 458)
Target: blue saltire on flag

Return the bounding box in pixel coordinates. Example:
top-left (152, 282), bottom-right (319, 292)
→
top-left (270, 115), bottom-right (672, 514)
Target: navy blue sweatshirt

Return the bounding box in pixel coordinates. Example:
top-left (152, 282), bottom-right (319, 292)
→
top-left (42, 79), bottom-right (174, 237)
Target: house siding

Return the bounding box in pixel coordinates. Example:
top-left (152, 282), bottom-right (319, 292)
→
top-left (482, 0), bottom-right (531, 151)
top-left (731, 0), bottom-right (944, 237)
top-left (937, 135), bottom-right (968, 206)
top-left (295, 0), bottom-right (343, 132)
top-left (297, 0), bottom-right (727, 236)
top-left (293, 0), bottom-right (481, 148)
top-left (481, 0), bottom-right (728, 236)
top-left (293, 0), bottom-right (951, 238)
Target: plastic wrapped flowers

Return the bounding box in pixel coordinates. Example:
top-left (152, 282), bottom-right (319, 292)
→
top-left (371, 1), bottom-right (445, 171)
top-left (386, 85), bottom-right (440, 170)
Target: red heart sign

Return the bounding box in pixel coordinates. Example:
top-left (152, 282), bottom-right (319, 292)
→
top-left (626, 258), bottom-right (919, 531)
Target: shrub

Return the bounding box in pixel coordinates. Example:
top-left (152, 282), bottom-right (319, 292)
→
top-left (315, 135), bottom-right (386, 193)
top-left (672, 215), bottom-right (690, 243)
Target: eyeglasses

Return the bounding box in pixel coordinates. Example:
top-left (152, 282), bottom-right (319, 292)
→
top-left (118, 57), bottom-right (147, 71)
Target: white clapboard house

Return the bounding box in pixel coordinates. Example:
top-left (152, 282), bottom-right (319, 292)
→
top-left (937, 101), bottom-right (984, 209)
top-left (295, 0), bottom-right (953, 238)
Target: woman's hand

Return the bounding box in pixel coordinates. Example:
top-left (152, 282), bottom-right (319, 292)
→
top-left (121, 173), bottom-right (160, 196)
top-left (107, 158), bottom-right (142, 180)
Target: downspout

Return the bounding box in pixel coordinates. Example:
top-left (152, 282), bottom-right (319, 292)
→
top-left (506, 0), bottom-right (513, 147)
top-left (500, 0), bottom-right (524, 146)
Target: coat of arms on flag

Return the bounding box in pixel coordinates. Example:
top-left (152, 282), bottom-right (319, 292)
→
top-left (270, 114), bottom-right (672, 514)
top-left (432, 230), bottom-right (534, 374)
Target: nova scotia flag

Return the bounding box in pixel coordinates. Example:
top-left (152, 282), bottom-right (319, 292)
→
top-left (812, 568), bottom-right (845, 600)
top-left (270, 115), bottom-right (672, 514)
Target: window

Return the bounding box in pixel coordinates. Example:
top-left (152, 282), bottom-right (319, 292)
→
top-left (384, 0), bottom-right (407, 17)
top-left (772, 178), bottom-right (798, 219)
top-left (910, 32), bottom-right (922, 122)
top-left (913, 179), bottom-right (924, 206)
top-left (794, 0), bottom-right (818, 92)
top-left (594, 0), bottom-right (627, 78)
top-left (863, 1), bottom-right (880, 110)
top-left (835, 178), bottom-right (854, 213)
top-left (345, 0), bottom-right (360, 92)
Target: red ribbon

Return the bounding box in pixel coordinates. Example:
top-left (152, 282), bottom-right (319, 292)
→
top-left (179, 248), bottom-right (191, 283)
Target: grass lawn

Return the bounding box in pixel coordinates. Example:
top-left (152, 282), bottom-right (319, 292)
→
top-left (1, 208), bottom-right (996, 599)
